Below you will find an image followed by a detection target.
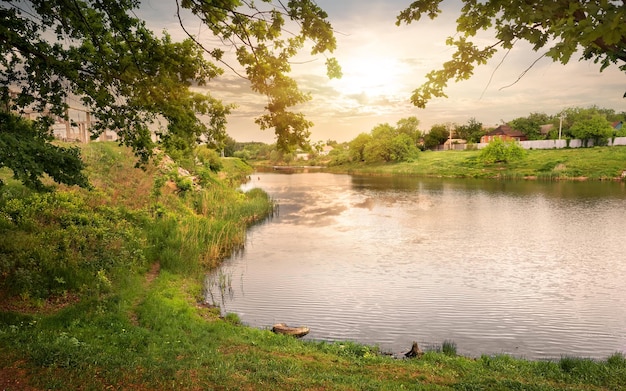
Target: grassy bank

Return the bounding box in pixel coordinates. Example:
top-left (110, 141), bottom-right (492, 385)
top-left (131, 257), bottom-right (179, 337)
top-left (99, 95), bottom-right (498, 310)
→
top-left (324, 146), bottom-right (626, 181)
top-left (1, 143), bottom-right (625, 390)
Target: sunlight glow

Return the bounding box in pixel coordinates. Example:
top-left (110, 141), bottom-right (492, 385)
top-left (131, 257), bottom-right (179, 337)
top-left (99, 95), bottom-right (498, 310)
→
top-left (330, 57), bottom-right (409, 98)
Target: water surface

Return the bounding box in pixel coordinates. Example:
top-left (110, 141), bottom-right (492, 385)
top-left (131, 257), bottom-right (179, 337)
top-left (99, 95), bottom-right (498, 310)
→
top-left (207, 173), bottom-right (626, 360)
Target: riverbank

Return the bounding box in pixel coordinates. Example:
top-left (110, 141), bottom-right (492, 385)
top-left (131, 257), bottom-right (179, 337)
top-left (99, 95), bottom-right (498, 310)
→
top-left (322, 145), bottom-right (626, 181)
top-left (1, 143), bottom-right (625, 390)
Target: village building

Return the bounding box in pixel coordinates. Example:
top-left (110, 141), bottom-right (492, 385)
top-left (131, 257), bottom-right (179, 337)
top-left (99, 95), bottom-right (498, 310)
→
top-left (480, 124), bottom-right (527, 143)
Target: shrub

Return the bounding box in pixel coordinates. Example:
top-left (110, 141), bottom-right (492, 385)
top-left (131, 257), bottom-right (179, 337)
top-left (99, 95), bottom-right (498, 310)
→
top-left (0, 192), bottom-right (146, 299)
top-left (479, 138), bottom-right (527, 164)
top-left (195, 147), bottom-right (223, 172)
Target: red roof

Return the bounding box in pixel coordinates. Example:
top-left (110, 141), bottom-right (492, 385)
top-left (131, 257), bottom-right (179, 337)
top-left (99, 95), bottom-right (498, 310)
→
top-left (484, 125), bottom-right (525, 138)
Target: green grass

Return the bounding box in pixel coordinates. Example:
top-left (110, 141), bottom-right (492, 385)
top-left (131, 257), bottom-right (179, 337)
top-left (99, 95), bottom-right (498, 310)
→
top-left (325, 145), bottom-right (626, 181)
top-left (1, 143), bottom-right (625, 390)
top-left (442, 340), bottom-right (457, 357)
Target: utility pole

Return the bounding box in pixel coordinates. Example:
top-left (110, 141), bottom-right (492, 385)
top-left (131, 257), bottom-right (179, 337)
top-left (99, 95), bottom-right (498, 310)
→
top-left (558, 113), bottom-right (564, 140)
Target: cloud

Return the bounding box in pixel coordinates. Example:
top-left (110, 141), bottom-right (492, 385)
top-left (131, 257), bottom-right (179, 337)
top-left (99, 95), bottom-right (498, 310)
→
top-left (137, 0), bottom-right (625, 143)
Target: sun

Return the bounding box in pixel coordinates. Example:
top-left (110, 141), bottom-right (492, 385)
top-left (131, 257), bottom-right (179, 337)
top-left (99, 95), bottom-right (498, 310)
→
top-left (330, 56), bottom-right (407, 97)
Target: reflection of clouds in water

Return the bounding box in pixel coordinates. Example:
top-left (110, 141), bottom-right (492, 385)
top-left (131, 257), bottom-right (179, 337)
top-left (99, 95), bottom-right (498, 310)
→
top-left (276, 189), bottom-right (350, 227)
top-left (292, 205), bottom-right (349, 227)
top-left (225, 173), bottom-right (626, 360)
top-left (352, 193), bottom-right (434, 211)
top-left (353, 197), bottom-right (375, 210)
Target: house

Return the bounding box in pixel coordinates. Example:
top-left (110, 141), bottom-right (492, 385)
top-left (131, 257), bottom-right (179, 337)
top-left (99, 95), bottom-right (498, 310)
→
top-left (540, 124), bottom-right (554, 137)
top-left (443, 138), bottom-right (467, 150)
top-left (480, 124), bottom-right (527, 143)
top-left (319, 145), bottom-right (334, 156)
top-left (612, 121), bottom-right (623, 131)
top-left (295, 152), bottom-right (310, 161)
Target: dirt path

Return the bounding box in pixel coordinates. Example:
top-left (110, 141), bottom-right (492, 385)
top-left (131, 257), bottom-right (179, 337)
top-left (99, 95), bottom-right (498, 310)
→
top-left (128, 262), bottom-right (161, 326)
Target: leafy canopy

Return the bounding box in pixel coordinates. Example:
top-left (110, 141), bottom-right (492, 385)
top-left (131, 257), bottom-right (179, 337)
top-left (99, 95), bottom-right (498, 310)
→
top-left (347, 118), bottom-right (422, 163)
top-left (509, 113), bottom-right (552, 141)
top-left (1, 0), bottom-right (340, 188)
top-left (570, 114), bottom-right (614, 145)
top-left (397, 0), bottom-right (626, 108)
top-left (0, 113), bottom-right (89, 190)
top-left (423, 124), bottom-right (449, 149)
top-left (455, 118), bottom-right (484, 143)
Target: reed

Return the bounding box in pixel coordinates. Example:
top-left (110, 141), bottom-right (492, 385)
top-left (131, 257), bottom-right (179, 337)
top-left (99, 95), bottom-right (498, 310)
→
top-left (442, 340), bottom-right (457, 356)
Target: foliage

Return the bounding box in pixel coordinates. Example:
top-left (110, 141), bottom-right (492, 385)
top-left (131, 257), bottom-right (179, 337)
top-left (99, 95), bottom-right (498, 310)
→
top-left (396, 116), bottom-right (423, 145)
top-left (397, 0), bottom-right (626, 107)
top-left (424, 124), bottom-right (450, 149)
top-left (1, 0), bottom-right (339, 188)
top-left (560, 106), bottom-right (621, 140)
top-left (569, 114), bottom-right (614, 146)
top-left (195, 146), bottom-right (223, 173)
top-left (220, 135), bottom-right (238, 157)
top-left (3, 145), bottom-right (626, 389)
top-left (349, 133), bottom-right (373, 162)
top-left (0, 191), bottom-right (146, 298)
top-left (510, 113), bottom-right (552, 140)
top-left (442, 340), bottom-right (457, 356)
top-left (455, 117), bottom-right (484, 143)
top-left (326, 145), bottom-right (352, 166)
top-left (232, 142), bottom-right (274, 161)
top-left (0, 142), bottom-right (271, 300)
top-left (362, 123), bottom-right (420, 163)
top-left (181, 0), bottom-right (340, 152)
top-left (0, 113), bottom-right (90, 190)
top-left (479, 138), bottom-right (527, 164)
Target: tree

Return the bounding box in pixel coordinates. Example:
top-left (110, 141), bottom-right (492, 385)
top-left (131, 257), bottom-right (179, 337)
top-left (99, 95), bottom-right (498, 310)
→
top-left (347, 120), bottom-right (420, 164)
top-left (397, 1), bottom-right (626, 108)
top-left (455, 118), bottom-right (484, 143)
top-left (423, 124), bottom-right (449, 149)
top-left (349, 133), bottom-right (372, 162)
top-left (1, 0), bottom-right (340, 188)
top-left (362, 123), bottom-right (420, 163)
top-left (510, 113), bottom-right (551, 140)
top-left (559, 106), bottom-right (617, 138)
top-left (396, 116), bottom-right (423, 145)
top-left (0, 113), bottom-right (89, 190)
top-left (363, 124), bottom-right (396, 162)
top-left (570, 114), bottom-right (613, 146)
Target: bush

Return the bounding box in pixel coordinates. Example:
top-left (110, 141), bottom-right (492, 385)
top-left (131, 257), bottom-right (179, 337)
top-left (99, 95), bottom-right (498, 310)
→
top-left (0, 192), bottom-right (146, 299)
top-left (479, 138), bottom-right (527, 164)
top-left (195, 147), bottom-right (223, 172)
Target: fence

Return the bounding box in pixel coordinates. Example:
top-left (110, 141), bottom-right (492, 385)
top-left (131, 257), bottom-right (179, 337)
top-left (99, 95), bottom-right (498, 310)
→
top-left (448, 137), bottom-right (626, 151)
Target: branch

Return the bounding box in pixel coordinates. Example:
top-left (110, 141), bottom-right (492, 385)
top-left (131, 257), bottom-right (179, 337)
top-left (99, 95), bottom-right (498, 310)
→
top-left (174, 0), bottom-right (247, 79)
top-left (480, 40), bottom-right (516, 100)
top-left (499, 52), bottom-right (546, 91)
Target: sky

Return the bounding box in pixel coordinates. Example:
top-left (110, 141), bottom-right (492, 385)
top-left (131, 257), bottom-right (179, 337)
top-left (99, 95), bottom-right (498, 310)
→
top-left (139, 0), bottom-right (626, 144)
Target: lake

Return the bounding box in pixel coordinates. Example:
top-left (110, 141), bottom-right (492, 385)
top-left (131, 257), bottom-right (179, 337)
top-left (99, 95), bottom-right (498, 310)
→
top-left (206, 172), bottom-right (626, 360)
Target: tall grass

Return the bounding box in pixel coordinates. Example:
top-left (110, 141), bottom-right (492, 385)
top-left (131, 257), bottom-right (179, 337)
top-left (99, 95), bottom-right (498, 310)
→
top-left (0, 142), bottom-right (273, 299)
top-left (442, 340), bottom-right (457, 356)
top-left (145, 185), bottom-right (273, 275)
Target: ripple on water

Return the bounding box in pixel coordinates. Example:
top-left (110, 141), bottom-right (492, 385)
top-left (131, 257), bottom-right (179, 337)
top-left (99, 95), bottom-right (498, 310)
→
top-left (211, 173), bottom-right (626, 360)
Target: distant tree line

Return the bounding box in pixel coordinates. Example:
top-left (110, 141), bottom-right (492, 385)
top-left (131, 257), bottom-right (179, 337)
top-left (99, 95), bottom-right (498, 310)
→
top-left (214, 105), bottom-right (625, 166)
